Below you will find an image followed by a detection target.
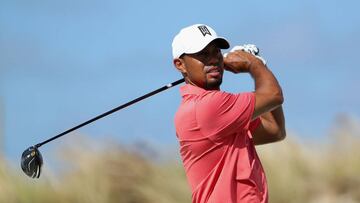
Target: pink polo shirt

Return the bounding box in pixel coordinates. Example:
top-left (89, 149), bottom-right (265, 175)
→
top-left (174, 84), bottom-right (268, 203)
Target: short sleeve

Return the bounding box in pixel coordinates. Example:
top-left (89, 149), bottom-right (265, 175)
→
top-left (196, 91), bottom-right (256, 137)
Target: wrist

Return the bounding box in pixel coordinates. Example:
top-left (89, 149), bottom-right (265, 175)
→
top-left (249, 59), bottom-right (266, 73)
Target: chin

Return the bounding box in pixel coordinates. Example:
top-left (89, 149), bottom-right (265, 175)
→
top-left (206, 78), bottom-right (222, 90)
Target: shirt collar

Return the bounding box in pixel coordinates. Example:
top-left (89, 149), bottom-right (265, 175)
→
top-left (180, 84), bottom-right (207, 97)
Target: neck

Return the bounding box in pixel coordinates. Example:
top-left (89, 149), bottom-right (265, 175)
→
top-left (185, 79), bottom-right (220, 91)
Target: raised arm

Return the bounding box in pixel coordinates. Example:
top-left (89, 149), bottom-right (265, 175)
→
top-left (252, 106), bottom-right (286, 145)
top-left (224, 50), bottom-right (286, 144)
top-left (224, 50), bottom-right (283, 118)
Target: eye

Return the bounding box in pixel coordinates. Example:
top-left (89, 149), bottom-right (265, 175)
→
top-left (215, 48), bottom-right (221, 56)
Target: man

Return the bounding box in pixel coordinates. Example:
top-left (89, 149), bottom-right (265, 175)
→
top-left (172, 24), bottom-right (286, 203)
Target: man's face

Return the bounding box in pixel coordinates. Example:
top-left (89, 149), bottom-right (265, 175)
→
top-left (175, 42), bottom-right (224, 90)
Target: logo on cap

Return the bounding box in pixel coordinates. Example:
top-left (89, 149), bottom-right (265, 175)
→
top-left (198, 25), bottom-right (212, 36)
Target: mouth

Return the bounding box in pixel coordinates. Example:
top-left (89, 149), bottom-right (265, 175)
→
top-left (205, 66), bottom-right (222, 78)
top-left (205, 66), bottom-right (221, 73)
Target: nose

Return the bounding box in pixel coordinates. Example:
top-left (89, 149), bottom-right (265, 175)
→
top-left (206, 52), bottom-right (223, 66)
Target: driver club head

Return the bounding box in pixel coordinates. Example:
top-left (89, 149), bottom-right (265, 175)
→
top-left (21, 146), bottom-right (43, 178)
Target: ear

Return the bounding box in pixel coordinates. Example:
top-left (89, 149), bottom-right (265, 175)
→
top-left (173, 58), bottom-right (187, 75)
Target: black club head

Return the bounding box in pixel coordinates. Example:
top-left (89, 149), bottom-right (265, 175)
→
top-left (21, 146), bottom-right (43, 178)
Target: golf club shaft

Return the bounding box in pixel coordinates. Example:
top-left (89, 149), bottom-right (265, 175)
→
top-left (35, 78), bottom-right (185, 148)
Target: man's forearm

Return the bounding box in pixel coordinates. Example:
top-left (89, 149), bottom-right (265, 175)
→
top-left (249, 61), bottom-right (283, 101)
top-left (253, 105), bottom-right (286, 145)
top-left (270, 105), bottom-right (286, 137)
top-left (249, 61), bottom-right (283, 118)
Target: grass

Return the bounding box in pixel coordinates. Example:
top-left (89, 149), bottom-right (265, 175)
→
top-left (1, 116), bottom-right (360, 202)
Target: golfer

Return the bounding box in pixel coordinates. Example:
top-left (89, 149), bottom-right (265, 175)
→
top-left (172, 24), bottom-right (286, 203)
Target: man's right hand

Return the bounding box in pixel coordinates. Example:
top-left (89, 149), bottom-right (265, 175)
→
top-left (223, 50), bottom-right (265, 73)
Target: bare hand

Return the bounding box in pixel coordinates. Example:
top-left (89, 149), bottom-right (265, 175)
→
top-left (223, 50), bottom-right (263, 73)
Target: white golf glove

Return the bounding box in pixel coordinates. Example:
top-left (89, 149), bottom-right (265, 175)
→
top-left (223, 44), bottom-right (266, 65)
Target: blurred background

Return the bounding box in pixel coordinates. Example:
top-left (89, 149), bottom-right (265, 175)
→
top-left (1, 0), bottom-right (359, 202)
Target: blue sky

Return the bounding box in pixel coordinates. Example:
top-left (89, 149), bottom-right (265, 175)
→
top-left (1, 0), bottom-right (359, 161)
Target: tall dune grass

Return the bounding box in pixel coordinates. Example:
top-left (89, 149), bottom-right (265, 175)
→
top-left (1, 116), bottom-right (359, 202)
top-left (257, 115), bottom-right (360, 203)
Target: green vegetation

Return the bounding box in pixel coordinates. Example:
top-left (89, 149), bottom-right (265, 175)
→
top-left (1, 117), bottom-right (360, 202)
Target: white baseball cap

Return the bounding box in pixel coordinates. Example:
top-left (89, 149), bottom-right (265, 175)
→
top-left (172, 24), bottom-right (230, 59)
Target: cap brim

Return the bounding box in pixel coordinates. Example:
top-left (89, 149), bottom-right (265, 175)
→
top-left (213, 38), bottom-right (230, 49)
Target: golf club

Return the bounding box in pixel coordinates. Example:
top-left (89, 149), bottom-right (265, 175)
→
top-left (21, 78), bottom-right (185, 178)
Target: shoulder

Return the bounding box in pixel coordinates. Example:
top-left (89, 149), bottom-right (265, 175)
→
top-left (195, 90), bottom-right (255, 120)
top-left (195, 90), bottom-right (256, 135)
top-left (197, 90), bottom-right (254, 110)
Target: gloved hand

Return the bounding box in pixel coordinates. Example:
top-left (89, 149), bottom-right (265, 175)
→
top-left (224, 44), bottom-right (266, 65)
